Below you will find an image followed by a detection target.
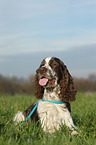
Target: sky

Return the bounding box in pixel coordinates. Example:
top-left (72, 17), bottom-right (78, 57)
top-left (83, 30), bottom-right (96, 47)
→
top-left (0, 0), bottom-right (96, 78)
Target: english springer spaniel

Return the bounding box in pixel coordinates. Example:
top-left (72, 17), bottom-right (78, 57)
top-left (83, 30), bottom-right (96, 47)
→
top-left (13, 57), bottom-right (78, 135)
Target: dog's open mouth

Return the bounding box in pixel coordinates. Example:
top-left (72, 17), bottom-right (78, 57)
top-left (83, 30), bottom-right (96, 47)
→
top-left (39, 77), bottom-right (55, 87)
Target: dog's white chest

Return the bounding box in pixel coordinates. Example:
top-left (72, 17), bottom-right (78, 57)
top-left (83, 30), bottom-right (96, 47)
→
top-left (37, 100), bottom-right (68, 133)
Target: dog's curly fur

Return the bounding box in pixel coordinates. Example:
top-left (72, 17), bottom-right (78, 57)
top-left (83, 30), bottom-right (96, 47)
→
top-left (35, 57), bottom-right (77, 102)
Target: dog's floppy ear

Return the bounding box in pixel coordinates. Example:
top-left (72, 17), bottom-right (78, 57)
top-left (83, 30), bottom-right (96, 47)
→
top-left (59, 63), bottom-right (77, 102)
top-left (35, 71), bottom-right (44, 99)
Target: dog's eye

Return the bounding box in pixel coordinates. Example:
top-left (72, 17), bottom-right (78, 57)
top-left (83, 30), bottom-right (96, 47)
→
top-left (40, 63), bottom-right (45, 67)
top-left (40, 65), bottom-right (44, 67)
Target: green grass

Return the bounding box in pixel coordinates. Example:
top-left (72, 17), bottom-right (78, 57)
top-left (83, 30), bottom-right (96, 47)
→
top-left (0, 93), bottom-right (96, 145)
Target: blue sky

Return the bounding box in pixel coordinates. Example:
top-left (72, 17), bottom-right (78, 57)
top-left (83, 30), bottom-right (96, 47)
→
top-left (0, 0), bottom-right (96, 78)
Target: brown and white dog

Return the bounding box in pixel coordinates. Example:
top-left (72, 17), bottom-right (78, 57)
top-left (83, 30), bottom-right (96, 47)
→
top-left (13, 57), bottom-right (78, 135)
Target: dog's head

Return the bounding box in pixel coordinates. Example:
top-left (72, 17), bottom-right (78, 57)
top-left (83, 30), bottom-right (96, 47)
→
top-left (35, 57), bottom-right (77, 102)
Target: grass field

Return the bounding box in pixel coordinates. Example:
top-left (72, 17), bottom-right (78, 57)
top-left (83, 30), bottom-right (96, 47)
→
top-left (0, 93), bottom-right (96, 145)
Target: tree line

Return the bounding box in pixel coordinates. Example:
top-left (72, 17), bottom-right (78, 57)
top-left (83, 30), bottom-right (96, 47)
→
top-left (0, 74), bottom-right (96, 95)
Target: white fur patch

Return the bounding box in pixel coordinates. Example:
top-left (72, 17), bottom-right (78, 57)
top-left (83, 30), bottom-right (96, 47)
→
top-left (45, 57), bottom-right (51, 66)
top-left (13, 111), bottom-right (25, 125)
top-left (44, 57), bottom-right (57, 80)
top-left (45, 57), bottom-right (52, 71)
top-left (37, 100), bottom-right (77, 133)
top-left (71, 130), bottom-right (78, 135)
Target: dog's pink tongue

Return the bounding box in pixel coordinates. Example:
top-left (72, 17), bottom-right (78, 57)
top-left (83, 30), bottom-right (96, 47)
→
top-left (39, 78), bottom-right (48, 86)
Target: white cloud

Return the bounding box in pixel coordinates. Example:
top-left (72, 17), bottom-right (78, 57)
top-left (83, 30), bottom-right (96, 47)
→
top-left (0, 0), bottom-right (96, 56)
top-left (0, 1), bottom-right (61, 20)
top-left (1, 0), bottom-right (95, 21)
top-left (0, 28), bottom-right (96, 56)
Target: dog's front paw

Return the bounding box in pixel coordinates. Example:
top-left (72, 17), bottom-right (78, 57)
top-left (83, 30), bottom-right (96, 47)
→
top-left (13, 111), bottom-right (25, 125)
top-left (71, 130), bottom-right (78, 135)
